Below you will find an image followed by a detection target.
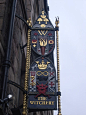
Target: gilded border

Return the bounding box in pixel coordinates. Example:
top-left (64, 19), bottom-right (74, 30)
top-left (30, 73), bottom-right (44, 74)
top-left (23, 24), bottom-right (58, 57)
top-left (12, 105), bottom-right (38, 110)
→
top-left (22, 19), bottom-right (32, 115)
top-left (55, 18), bottom-right (62, 115)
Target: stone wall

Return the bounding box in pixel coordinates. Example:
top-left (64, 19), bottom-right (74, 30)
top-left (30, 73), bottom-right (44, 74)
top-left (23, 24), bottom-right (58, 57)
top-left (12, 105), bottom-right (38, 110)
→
top-left (0, 0), bottom-right (13, 98)
top-left (26, 0), bottom-right (44, 25)
top-left (5, 0), bottom-right (27, 111)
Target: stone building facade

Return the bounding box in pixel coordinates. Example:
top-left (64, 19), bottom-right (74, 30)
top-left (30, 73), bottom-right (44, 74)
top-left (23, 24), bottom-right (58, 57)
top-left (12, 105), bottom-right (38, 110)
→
top-left (0, 0), bottom-right (53, 115)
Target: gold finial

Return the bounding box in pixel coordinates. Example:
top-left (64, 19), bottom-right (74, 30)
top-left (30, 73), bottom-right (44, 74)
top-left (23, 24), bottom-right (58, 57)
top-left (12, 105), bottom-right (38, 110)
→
top-left (41, 11), bottom-right (46, 19)
top-left (42, 11), bottom-right (44, 15)
top-left (58, 113), bottom-right (62, 115)
top-left (27, 18), bottom-right (32, 27)
top-left (55, 17), bottom-right (59, 27)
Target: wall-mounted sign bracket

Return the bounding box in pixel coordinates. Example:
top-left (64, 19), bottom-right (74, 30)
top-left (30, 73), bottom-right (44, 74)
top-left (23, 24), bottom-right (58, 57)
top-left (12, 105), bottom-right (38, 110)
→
top-left (16, 14), bottom-right (59, 32)
top-left (57, 92), bottom-right (61, 96)
top-left (15, 14), bottom-right (31, 29)
top-left (7, 80), bottom-right (27, 94)
top-left (20, 43), bottom-right (27, 49)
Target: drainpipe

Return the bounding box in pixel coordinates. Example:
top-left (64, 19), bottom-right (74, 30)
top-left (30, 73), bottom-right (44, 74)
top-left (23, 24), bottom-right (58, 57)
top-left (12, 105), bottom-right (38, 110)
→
top-left (2, 0), bottom-right (17, 100)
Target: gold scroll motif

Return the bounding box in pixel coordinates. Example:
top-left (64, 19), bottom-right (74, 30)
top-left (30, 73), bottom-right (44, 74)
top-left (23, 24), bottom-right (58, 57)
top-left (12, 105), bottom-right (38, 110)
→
top-left (36, 71), bottom-right (48, 76)
top-left (35, 60), bottom-right (50, 69)
top-left (38, 30), bottom-right (48, 35)
top-left (39, 38), bottom-right (47, 47)
top-left (37, 11), bottom-right (49, 28)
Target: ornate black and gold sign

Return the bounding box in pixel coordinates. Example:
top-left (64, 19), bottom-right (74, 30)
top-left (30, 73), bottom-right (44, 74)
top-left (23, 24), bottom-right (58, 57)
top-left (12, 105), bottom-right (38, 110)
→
top-left (31, 10), bottom-right (55, 56)
top-left (32, 10), bottom-right (54, 29)
top-left (28, 57), bottom-right (57, 110)
top-left (27, 10), bottom-right (58, 111)
top-left (22, 9), bottom-right (62, 115)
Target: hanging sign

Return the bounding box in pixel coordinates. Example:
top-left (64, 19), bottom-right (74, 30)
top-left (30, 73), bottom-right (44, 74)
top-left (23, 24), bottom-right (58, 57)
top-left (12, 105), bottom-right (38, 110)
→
top-left (28, 10), bottom-right (57, 111)
top-left (28, 57), bottom-right (57, 110)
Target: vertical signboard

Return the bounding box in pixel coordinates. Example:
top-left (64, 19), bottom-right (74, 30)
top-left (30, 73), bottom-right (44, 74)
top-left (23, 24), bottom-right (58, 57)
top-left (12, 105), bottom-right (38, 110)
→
top-left (28, 10), bottom-right (57, 111)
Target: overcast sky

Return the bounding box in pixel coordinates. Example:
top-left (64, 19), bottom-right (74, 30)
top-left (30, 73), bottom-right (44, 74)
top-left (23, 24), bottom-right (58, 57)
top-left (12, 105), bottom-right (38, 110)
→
top-left (48, 0), bottom-right (86, 115)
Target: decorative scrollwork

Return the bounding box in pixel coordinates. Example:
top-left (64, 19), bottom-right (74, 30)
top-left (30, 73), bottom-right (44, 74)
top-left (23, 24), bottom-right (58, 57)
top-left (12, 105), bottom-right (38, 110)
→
top-left (36, 71), bottom-right (48, 76)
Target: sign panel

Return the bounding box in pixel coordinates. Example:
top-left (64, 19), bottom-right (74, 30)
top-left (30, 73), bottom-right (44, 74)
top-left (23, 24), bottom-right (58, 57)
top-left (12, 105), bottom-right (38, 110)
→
top-left (32, 10), bottom-right (54, 29)
top-left (28, 57), bottom-right (57, 110)
top-left (28, 10), bottom-right (57, 111)
top-left (31, 10), bottom-right (55, 56)
top-left (31, 30), bottom-right (55, 56)
top-left (28, 96), bottom-right (56, 110)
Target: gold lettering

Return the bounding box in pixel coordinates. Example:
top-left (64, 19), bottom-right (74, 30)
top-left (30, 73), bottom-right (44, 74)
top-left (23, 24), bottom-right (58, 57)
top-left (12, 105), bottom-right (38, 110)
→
top-left (33, 101), bottom-right (36, 105)
top-left (46, 101), bottom-right (48, 105)
top-left (39, 101), bottom-right (40, 105)
top-left (39, 101), bottom-right (42, 105)
top-left (36, 101), bottom-right (39, 105)
top-left (51, 101), bottom-right (54, 105)
top-left (38, 97), bottom-right (47, 100)
top-left (30, 101), bottom-right (33, 104)
top-left (30, 101), bottom-right (55, 105)
top-left (43, 97), bottom-right (47, 100)
top-left (49, 101), bottom-right (51, 105)
top-left (41, 101), bottom-right (44, 105)
top-left (43, 101), bottom-right (45, 105)
top-left (42, 97), bottom-right (44, 100)
top-left (38, 97), bottom-right (41, 100)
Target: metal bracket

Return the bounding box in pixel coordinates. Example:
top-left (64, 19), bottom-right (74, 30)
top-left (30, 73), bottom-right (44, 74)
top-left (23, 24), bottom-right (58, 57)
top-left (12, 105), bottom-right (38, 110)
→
top-left (15, 14), bottom-right (31, 29)
top-left (56, 92), bottom-right (61, 96)
top-left (7, 80), bottom-right (27, 94)
top-left (55, 26), bottom-right (59, 31)
top-left (15, 14), bottom-right (59, 32)
top-left (19, 43), bottom-right (27, 49)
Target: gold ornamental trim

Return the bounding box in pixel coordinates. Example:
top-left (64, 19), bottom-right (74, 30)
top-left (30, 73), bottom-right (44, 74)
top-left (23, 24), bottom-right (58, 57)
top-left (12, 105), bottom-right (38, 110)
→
top-left (22, 19), bottom-right (32, 115)
top-left (37, 10), bottom-right (49, 28)
top-left (55, 17), bottom-right (62, 115)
